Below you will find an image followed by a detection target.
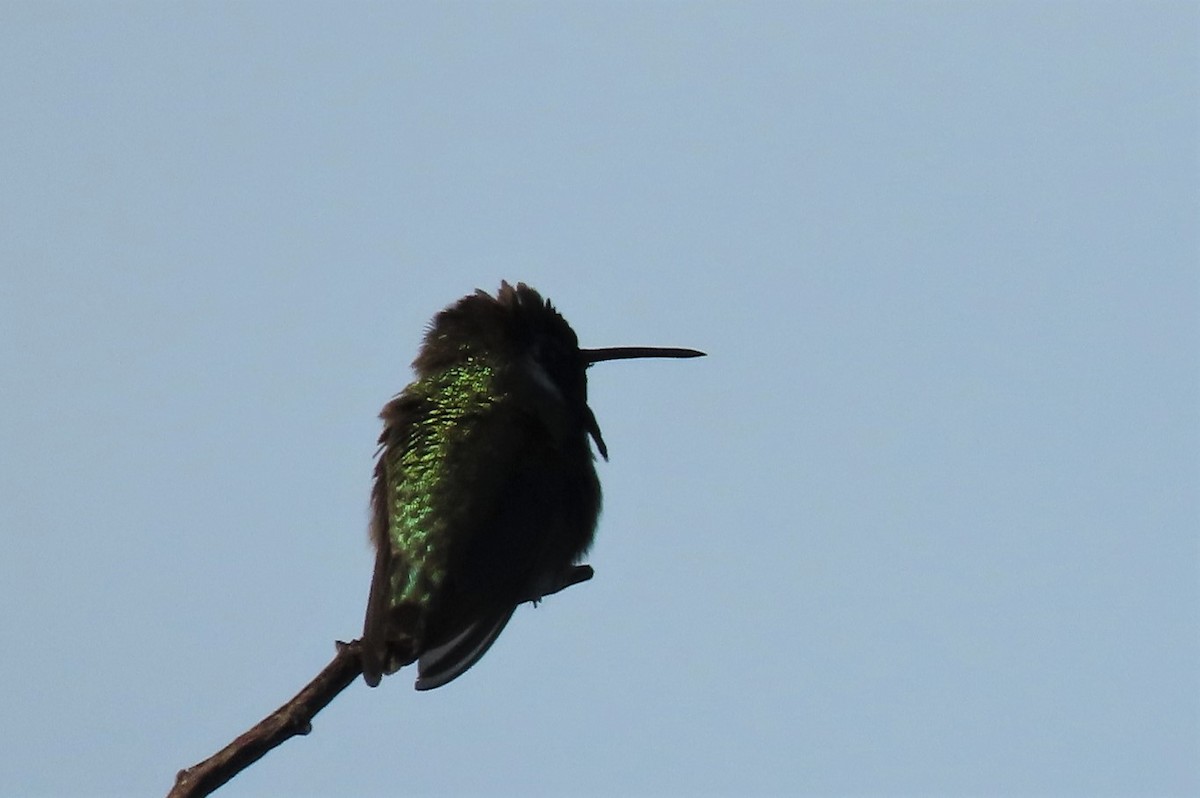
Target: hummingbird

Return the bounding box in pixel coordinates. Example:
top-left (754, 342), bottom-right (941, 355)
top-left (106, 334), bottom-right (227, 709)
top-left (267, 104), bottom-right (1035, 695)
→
top-left (360, 282), bottom-right (703, 690)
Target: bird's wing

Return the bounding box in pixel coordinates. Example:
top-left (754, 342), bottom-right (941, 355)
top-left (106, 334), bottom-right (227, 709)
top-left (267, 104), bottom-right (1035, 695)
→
top-left (360, 391), bottom-right (430, 687)
top-left (360, 526), bottom-right (393, 687)
top-left (361, 367), bottom-right (515, 687)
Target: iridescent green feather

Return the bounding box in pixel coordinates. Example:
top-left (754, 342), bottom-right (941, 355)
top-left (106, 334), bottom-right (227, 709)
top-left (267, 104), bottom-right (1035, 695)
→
top-left (381, 358), bottom-right (502, 611)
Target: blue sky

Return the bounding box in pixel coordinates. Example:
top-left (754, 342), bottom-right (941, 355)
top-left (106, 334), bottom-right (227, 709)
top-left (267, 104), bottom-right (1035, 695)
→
top-left (2, 3), bottom-right (1196, 796)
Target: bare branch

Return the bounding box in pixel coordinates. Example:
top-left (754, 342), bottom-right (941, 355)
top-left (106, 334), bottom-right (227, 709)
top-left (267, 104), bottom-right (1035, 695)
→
top-left (168, 640), bottom-right (364, 798)
top-left (167, 569), bottom-right (594, 795)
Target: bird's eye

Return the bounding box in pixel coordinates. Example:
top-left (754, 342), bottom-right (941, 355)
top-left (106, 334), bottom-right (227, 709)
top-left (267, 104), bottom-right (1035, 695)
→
top-left (532, 338), bottom-right (584, 393)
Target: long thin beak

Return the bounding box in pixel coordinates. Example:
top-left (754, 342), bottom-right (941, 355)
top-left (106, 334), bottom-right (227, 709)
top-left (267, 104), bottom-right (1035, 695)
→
top-left (582, 346), bottom-right (706, 364)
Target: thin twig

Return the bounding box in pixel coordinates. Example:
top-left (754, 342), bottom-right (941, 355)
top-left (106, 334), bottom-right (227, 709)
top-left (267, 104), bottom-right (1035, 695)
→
top-left (168, 567), bottom-right (593, 796)
top-left (168, 640), bottom-right (364, 798)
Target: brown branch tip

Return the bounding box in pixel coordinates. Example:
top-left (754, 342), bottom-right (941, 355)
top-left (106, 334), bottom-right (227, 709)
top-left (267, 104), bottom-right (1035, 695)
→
top-left (167, 640), bottom-right (365, 798)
